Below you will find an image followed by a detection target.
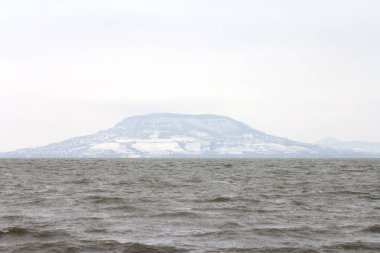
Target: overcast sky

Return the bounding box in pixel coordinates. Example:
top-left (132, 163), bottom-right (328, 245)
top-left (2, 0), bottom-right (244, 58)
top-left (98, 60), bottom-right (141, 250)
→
top-left (1, 0), bottom-right (379, 151)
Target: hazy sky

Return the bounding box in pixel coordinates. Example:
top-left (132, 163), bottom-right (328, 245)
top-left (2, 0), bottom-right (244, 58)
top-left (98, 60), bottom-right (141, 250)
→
top-left (1, 0), bottom-right (379, 151)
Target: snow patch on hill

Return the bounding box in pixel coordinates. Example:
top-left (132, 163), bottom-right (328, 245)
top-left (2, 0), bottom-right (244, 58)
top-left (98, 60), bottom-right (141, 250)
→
top-left (0, 113), bottom-right (367, 158)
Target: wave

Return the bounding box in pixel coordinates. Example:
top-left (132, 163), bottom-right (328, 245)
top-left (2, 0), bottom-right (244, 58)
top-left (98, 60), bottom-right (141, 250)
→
top-left (2, 240), bottom-right (187, 253)
top-left (191, 205), bottom-right (252, 213)
top-left (195, 196), bottom-right (260, 203)
top-left (218, 221), bottom-right (245, 229)
top-left (0, 227), bottom-right (29, 236)
top-left (323, 241), bottom-right (380, 251)
top-left (249, 226), bottom-right (330, 236)
top-left (222, 246), bottom-right (320, 253)
top-left (104, 205), bottom-right (142, 212)
top-left (0, 215), bottom-right (27, 221)
top-left (83, 195), bottom-right (126, 204)
top-left (208, 196), bottom-right (234, 202)
top-left (362, 224), bottom-right (380, 233)
top-left (0, 226), bottom-right (69, 239)
top-left (154, 211), bottom-right (201, 218)
top-left (192, 230), bottom-right (239, 237)
top-left (66, 178), bottom-right (92, 184)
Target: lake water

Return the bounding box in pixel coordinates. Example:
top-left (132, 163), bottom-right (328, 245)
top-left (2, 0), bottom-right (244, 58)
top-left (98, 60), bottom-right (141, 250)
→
top-left (0, 159), bottom-right (379, 252)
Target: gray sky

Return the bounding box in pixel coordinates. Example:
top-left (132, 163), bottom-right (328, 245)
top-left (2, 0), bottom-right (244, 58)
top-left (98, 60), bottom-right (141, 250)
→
top-left (1, 0), bottom-right (379, 151)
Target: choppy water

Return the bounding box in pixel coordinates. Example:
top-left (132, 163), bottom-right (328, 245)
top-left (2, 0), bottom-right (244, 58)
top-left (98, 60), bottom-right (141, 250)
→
top-left (0, 159), bottom-right (379, 253)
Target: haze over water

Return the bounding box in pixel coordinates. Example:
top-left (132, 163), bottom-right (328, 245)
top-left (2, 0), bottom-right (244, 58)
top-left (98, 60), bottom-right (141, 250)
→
top-left (0, 159), bottom-right (379, 252)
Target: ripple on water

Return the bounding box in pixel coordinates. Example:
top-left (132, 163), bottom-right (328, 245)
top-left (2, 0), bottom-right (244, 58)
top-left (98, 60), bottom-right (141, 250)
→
top-left (0, 226), bottom-right (71, 240)
top-left (0, 158), bottom-right (379, 252)
top-left (1, 240), bottom-right (187, 253)
top-left (362, 224), bottom-right (380, 233)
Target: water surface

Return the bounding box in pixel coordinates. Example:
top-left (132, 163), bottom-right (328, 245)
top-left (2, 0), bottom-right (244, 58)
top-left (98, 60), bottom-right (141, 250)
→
top-left (0, 159), bottom-right (379, 252)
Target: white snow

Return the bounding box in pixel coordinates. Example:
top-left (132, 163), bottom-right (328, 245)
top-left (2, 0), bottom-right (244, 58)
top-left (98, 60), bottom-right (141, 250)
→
top-left (132, 141), bottom-right (184, 153)
top-left (89, 142), bottom-right (125, 152)
top-left (191, 131), bottom-right (210, 137)
top-left (149, 131), bottom-right (161, 139)
top-left (184, 142), bottom-right (205, 153)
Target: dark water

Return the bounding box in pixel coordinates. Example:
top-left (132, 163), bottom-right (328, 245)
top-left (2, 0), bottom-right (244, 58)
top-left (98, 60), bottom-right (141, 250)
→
top-left (0, 159), bottom-right (379, 253)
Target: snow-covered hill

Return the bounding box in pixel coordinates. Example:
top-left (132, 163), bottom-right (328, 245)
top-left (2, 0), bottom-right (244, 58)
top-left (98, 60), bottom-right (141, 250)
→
top-left (316, 137), bottom-right (380, 155)
top-left (0, 113), bottom-right (363, 158)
